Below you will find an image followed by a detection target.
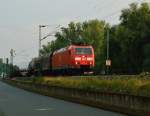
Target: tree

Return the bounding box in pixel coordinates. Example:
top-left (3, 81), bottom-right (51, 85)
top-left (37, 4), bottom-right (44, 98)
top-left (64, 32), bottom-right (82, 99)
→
top-left (81, 20), bottom-right (106, 73)
top-left (110, 2), bottom-right (150, 73)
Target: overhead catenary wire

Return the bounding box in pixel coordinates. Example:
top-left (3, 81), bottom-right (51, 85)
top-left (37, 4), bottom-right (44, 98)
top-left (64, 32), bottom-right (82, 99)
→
top-left (15, 46), bottom-right (36, 56)
top-left (93, 0), bottom-right (121, 12)
top-left (91, 0), bottom-right (145, 22)
top-left (14, 25), bottom-right (61, 67)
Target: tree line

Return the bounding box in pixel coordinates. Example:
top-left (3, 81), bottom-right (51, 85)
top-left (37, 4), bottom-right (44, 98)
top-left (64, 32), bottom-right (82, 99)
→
top-left (40, 2), bottom-right (150, 74)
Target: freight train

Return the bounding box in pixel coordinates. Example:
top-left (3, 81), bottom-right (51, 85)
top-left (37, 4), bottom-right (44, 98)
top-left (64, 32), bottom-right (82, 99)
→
top-left (28, 45), bottom-right (95, 76)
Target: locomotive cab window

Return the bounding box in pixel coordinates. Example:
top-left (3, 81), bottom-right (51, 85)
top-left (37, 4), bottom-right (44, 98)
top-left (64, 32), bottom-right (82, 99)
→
top-left (75, 48), bottom-right (92, 55)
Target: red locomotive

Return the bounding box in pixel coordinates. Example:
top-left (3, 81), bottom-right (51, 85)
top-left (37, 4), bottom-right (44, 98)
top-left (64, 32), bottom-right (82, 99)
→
top-left (28, 45), bottom-right (95, 75)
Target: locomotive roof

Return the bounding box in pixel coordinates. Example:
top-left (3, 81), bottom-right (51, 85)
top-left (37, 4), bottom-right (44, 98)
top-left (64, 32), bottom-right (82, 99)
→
top-left (53, 47), bottom-right (68, 54)
top-left (53, 45), bottom-right (93, 54)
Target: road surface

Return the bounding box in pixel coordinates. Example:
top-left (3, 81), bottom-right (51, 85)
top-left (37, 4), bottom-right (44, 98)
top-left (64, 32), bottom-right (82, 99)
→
top-left (0, 81), bottom-right (125, 116)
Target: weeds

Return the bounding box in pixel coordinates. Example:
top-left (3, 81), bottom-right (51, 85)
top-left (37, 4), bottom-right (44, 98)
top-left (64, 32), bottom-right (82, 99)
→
top-left (16, 76), bottom-right (150, 97)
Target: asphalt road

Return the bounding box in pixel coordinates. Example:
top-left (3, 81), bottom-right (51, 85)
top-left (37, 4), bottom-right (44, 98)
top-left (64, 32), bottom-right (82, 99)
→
top-left (0, 81), bottom-right (125, 116)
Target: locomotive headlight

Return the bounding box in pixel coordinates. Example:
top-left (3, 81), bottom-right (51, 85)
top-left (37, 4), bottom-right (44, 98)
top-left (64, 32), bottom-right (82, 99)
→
top-left (75, 62), bottom-right (78, 65)
top-left (87, 57), bottom-right (93, 61)
top-left (75, 57), bottom-right (81, 61)
top-left (75, 61), bottom-right (80, 65)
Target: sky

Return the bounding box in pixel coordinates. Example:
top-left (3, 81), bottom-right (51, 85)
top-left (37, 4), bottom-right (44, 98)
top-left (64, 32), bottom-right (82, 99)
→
top-left (0, 0), bottom-right (149, 68)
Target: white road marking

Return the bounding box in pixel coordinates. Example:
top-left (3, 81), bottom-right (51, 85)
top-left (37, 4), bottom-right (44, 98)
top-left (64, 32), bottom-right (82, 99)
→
top-left (34, 108), bottom-right (54, 111)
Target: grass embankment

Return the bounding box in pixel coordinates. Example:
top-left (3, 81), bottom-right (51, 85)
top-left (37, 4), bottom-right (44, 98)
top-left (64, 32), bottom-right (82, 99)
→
top-left (17, 75), bottom-right (150, 97)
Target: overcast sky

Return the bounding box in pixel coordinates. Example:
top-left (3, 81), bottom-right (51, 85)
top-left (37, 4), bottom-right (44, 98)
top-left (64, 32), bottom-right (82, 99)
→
top-left (0, 0), bottom-right (149, 68)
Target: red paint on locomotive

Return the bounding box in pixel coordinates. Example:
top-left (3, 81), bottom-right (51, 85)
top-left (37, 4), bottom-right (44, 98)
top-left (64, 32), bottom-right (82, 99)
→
top-left (52, 45), bottom-right (95, 70)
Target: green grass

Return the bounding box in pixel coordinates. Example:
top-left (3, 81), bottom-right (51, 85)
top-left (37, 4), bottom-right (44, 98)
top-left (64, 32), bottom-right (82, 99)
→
top-left (14, 75), bottom-right (150, 97)
top-left (25, 75), bottom-right (150, 96)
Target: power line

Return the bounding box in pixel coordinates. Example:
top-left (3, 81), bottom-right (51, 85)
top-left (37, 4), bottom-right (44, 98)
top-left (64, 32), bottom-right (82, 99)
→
top-left (15, 46), bottom-right (36, 57)
top-left (92, 0), bottom-right (145, 22)
top-left (94, 0), bottom-right (121, 12)
top-left (101, 10), bottom-right (121, 20)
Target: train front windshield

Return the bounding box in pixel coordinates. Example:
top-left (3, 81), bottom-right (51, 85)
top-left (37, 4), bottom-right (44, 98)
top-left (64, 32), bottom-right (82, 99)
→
top-left (75, 48), bottom-right (92, 55)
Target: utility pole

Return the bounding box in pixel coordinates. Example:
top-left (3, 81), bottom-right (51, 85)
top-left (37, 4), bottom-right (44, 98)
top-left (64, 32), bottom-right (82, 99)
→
top-left (10, 49), bottom-right (15, 77)
top-left (39, 25), bottom-right (47, 57)
top-left (106, 28), bottom-right (111, 75)
top-left (107, 29), bottom-right (109, 60)
top-left (10, 49), bottom-right (15, 65)
top-left (38, 25), bottom-right (61, 57)
top-left (6, 58), bottom-right (9, 77)
top-left (39, 25), bottom-right (42, 57)
top-left (1, 59), bottom-right (3, 78)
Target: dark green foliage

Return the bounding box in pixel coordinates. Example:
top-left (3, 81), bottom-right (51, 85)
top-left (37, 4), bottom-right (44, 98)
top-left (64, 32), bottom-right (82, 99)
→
top-left (0, 58), bottom-right (2, 64)
top-left (110, 2), bottom-right (150, 74)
